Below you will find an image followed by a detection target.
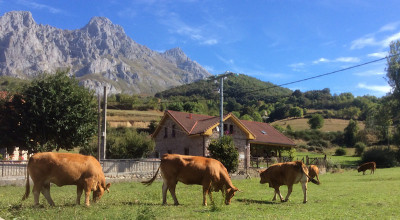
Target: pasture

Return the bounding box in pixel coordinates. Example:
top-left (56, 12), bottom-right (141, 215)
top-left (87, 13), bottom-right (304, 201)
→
top-left (1, 167), bottom-right (400, 219)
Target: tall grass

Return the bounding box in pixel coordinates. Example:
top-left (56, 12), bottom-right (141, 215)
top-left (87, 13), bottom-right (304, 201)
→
top-left (1, 167), bottom-right (400, 219)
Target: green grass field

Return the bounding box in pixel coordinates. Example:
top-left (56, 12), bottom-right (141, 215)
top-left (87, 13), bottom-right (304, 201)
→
top-left (1, 167), bottom-right (400, 219)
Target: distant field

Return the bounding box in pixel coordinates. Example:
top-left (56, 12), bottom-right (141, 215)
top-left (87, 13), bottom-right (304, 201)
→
top-left (272, 118), bottom-right (365, 132)
top-left (2, 167), bottom-right (400, 219)
top-left (107, 109), bottom-right (163, 128)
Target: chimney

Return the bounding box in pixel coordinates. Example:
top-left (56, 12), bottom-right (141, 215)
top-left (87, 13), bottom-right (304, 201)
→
top-left (188, 113), bottom-right (192, 119)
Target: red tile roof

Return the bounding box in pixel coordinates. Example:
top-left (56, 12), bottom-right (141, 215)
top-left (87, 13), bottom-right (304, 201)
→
top-left (161, 110), bottom-right (295, 147)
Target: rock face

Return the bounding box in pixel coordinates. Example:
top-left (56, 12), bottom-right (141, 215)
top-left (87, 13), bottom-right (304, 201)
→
top-left (0, 11), bottom-right (211, 94)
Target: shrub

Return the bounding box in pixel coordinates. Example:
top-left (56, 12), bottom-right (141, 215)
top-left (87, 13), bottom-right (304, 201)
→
top-left (354, 142), bottom-right (366, 156)
top-left (208, 135), bottom-right (239, 173)
top-left (361, 147), bottom-right (397, 168)
top-left (307, 139), bottom-right (329, 148)
top-left (335, 148), bottom-right (347, 156)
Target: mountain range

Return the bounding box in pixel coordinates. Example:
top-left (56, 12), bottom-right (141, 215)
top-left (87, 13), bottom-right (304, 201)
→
top-left (0, 11), bottom-right (211, 95)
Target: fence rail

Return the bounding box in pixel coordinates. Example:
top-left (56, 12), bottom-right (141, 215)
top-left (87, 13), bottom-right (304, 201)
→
top-left (0, 159), bottom-right (161, 178)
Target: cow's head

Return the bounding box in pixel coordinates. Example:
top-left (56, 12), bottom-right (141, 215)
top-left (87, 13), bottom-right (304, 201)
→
top-left (357, 167), bottom-right (362, 172)
top-left (93, 182), bottom-right (111, 202)
top-left (259, 169), bottom-right (269, 184)
top-left (225, 187), bottom-right (239, 205)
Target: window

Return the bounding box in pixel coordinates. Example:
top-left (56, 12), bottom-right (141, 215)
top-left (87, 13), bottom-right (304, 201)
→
top-left (184, 148), bottom-right (189, 155)
top-left (172, 125), bottom-right (176, 137)
top-left (164, 127), bottom-right (168, 138)
top-left (223, 124), bottom-right (228, 132)
top-left (229, 125), bottom-right (234, 134)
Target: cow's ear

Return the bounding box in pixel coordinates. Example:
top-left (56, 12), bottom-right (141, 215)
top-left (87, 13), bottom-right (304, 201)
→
top-left (105, 183), bottom-right (111, 193)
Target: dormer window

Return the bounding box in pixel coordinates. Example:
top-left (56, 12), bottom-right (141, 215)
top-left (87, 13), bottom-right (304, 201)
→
top-left (261, 130), bottom-right (267, 134)
top-left (164, 127), bottom-right (168, 138)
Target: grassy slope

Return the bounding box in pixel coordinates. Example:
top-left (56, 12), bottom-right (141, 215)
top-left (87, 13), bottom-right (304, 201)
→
top-left (2, 167), bottom-right (400, 219)
top-left (272, 118), bottom-right (365, 132)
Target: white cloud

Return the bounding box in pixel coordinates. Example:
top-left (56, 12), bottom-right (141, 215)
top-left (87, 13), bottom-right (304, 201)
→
top-left (313, 58), bottom-right (330, 64)
top-left (357, 83), bottom-right (391, 93)
top-left (289, 62), bottom-right (305, 71)
top-left (354, 70), bottom-right (385, 76)
top-left (335, 57), bottom-right (360, 63)
top-left (201, 39), bottom-right (218, 45)
top-left (350, 36), bottom-right (377, 49)
top-left (379, 22), bottom-right (400, 32)
top-left (381, 32), bottom-right (400, 47)
top-left (17, 0), bottom-right (62, 14)
top-left (368, 52), bottom-right (387, 58)
top-left (313, 57), bottom-right (359, 64)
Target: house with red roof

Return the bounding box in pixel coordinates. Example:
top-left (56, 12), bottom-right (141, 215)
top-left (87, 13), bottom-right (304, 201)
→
top-left (152, 110), bottom-right (296, 170)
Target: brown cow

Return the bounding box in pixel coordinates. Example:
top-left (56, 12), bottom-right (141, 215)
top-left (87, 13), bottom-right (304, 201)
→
top-left (142, 154), bottom-right (240, 206)
top-left (357, 162), bottom-right (376, 175)
top-left (259, 161), bottom-right (320, 203)
top-left (308, 165), bottom-right (320, 184)
top-left (22, 152), bottom-right (111, 206)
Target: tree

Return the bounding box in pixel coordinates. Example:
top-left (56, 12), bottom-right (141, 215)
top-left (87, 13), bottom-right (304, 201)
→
top-left (208, 135), bottom-right (239, 173)
top-left (16, 71), bottom-right (98, 153)
top-left (308, 114), bottom-right (324, 130)
top-left (386, 40), bottom-right (400, 98)
top-left (289, 106), bottom-right (303, 118)
top-left (344, 119), bottom-right (359, 147)
top-left (106, 127), bottom-right (155, 159)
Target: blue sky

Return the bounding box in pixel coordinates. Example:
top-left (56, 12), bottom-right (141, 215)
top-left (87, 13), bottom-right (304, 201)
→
top-left (1, 0), bottom-right (399, 97)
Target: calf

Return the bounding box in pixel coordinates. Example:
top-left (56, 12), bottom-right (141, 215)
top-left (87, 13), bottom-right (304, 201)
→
top-left (22, 152), bottom-right (111, 206)
top-left (357, 162), bottom-right (376, 175)
top-left (259, 161), bottom-right (320, 203)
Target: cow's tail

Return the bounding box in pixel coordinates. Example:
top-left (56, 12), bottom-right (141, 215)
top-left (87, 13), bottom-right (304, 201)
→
top-left (22, 161), bottom-right (30, 201)
top-left (298, 162), bottom-right (320, 185)
top-left (141, 165), bottom-right (161, 186)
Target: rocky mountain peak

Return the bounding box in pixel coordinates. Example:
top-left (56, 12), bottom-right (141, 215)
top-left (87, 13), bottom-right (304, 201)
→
top-left (0, 11), bottom-right (211, 95)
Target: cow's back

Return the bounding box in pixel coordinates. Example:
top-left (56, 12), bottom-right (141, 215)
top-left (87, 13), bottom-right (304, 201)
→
top-left (28, 152), bottom-right (104, 187)
top-left (263, 161), bottom-right (306, 186)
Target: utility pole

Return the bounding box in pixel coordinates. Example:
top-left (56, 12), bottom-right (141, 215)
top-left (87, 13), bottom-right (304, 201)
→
top-left (220, 76), bottom-right (224, 137)
top-left (209, 71), bottom-right (234, 138)
top-left (100, 86), bottom-right (107, 160)
top-left (97, 94), bottom-right (101, 161)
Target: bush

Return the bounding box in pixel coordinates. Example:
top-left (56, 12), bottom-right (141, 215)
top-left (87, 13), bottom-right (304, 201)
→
top-left (354, 142), bottom-right (366, 156)
top-left (335, 148), bottom-right (347, 156)
top-left (208, 135), bottom-right (239, 173)
top-left (361, 147), bottom-right (397, 168)
top-left (307, 139), bottom-right (329, 148)
top-left (106, 127), bottom-right (155, 159)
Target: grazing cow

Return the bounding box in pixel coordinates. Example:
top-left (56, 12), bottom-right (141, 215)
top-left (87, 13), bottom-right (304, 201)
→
top-left (259, 161), bottom-right (320, 203)
top-left (142, 154), bottom-right (240, 206)
top-left (22, 152), bottom-right (111, 206)
top-left (357, 162), bottom-right (376, 175)
top-left (308, 165), bottom-right (320, 184)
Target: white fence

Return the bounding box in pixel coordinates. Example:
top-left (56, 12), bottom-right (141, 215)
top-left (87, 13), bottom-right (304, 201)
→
top-left (0, 159), bottom-right (161, 178)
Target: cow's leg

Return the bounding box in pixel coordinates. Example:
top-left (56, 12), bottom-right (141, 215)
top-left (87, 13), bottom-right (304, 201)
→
top-left (32, 183), bottom-right (41, 206)
top-left (162, 182), bottom-right (168, 205)
top-left (363, 170), bottom-right (366, 175)
top-left (202, 186), bottom-right (209, 206)
top-left (168, 181), bottom-right (179, 206)
top-left (272, 190), bottom-right (277, 201)
top-left (284, 185), bottom-right (293, 202)
top-left (302, 182), bottom-right (308, 203)
top-left (274, 187), bottom-right (284, 202)
top-left (76, 186), bottom-right (83, 205)
top-left (84, 187), bottom-right (91, 206)
top-left (41, 182), bottom-right (55, 206)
